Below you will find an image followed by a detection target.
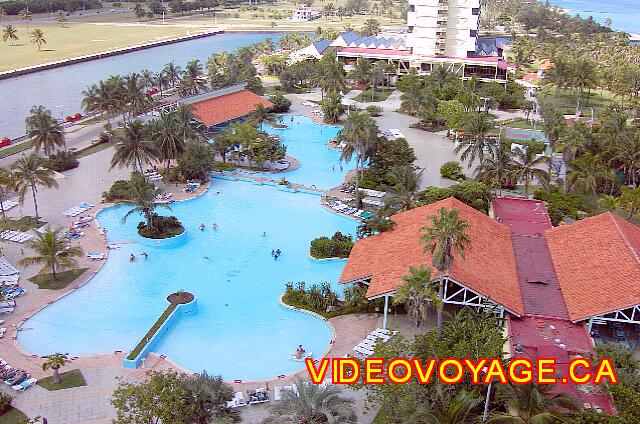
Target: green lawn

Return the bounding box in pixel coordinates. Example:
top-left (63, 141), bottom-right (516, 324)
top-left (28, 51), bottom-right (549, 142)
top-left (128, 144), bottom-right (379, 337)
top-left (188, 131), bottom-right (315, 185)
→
top-left (537, 87), bottom-right (618, 118)
top-left (1, 0), bottom-right (405, 72)
top-left (76, 140), bottom-right (117, 158)
top-left (28, 268), bottom-right (88, 290)
top-left (37, 369), bottom-right (87, 391)
top-left (353, 88), bottom-right (394, 103)
top-left (0, 408), bottom-right (29, 424)
top-left (500, 117), bottom-right (538, 130)
top-left (0, 217), bottom-right (46, 232)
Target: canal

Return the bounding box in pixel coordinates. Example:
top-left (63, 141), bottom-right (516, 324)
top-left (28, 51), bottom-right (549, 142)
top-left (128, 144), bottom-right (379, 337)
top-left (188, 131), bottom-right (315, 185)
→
top-left (0, 32), bottom-right (280, 139)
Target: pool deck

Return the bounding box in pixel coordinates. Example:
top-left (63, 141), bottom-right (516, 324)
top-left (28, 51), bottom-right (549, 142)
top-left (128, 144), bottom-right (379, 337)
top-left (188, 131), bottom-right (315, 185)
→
top-left (0, 88), bottom-right (494, 423)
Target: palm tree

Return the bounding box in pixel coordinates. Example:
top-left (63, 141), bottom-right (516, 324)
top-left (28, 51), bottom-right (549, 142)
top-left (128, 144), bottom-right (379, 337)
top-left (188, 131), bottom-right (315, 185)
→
top-left (25, 105), bottom-right (65, 156)
top-left (348, 57), bottom-right (372, 89)
top-left (544, 56), bottom-right (571, 95)
top-left (421, 207), bottom-right (470, 339)
top-left (510, 147), bottom-right (550, 197)
top-left (339, 111), bottom-right (378, 209)
top-left (487, 382), bottom-right (580, 424)
top-left (124, 73), bottom-right (152, 117)
top-left (182, 371), bottom-right (234, 424)
top-left (139, 69), bottom-right (156, 90)
top-left (394, 265), bottom-right (438, 328)
top-left (174, 103), bottom-right (197, 141)
top-left (264, 377), bottom-right (356, 423)
top-left (383, 165), bottom-right (423, 212)
top-left (12, 153), bottom-right (58, 223)
top-left (320, 92), bottom-right (345, 124)
top-left (0, 7), bottom-right (6, 23)
top-left (540, 107), bottom-right (566, 151)
top-left (455, 112), bottom-right (495, 167)
top-left (29, 28), bottom-right (46, 50)
top-left (615, 187), bottom-right (640, 219)
top-left (82, 79), bottom-right (119, 125)
top-left (570, 58), bottom-right (599, 115)
top-left (413, 391), bottom-right (483, 424)
top-left (0, 167), bottom-right (14, 220)
top-left (163, 62), bottom-right (182, 88)
top-left (315, 53), bottom-right (346, 98)
top-left (41, 353), bottom-right (69, 385)
top-left (2, 24), bottom-right (18, 45)
top-left (54, 10), bottom-right (67, 27)
top-left (249, 103), bottom-right (280, 128)
top-left (474, 143), bottom-right (514, 196)
top-left (122, 173), bottom-right (171, 229)
top-left (149, 111), bottom-right (184, 172)
top-left (18, 9), bottom-right (32, 31)
top-left (19, 228), bottom-right (82, 279)
top-left (110, 120), bottom-right (158, 174)
top-left (568, 153), bottom-right (607, 196)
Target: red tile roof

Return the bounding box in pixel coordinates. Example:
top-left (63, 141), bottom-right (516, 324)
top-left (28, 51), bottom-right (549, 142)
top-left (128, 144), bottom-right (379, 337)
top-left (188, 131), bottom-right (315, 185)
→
top-left (190, 90), bottom-right (272, 127)
top-left (493, 197), bottom-right (553, 236)
top-left (545, 212), bottom-right (640, 322)
top-left (339, 197), bottom-right (524, 315)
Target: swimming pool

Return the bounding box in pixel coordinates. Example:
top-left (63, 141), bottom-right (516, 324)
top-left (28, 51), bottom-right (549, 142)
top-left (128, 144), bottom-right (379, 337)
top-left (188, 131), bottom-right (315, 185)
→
top-left (262, 114), bottom-right (344, 190)
top-left (17, 116), bottom-right (358, 380)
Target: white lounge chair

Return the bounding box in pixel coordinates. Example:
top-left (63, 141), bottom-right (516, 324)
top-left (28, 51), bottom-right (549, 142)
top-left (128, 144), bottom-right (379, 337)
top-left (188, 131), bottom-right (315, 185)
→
top-left (12, 378), bottom-right (36, 392)
top-left (353, 345), bottom-right (373, 357)
top-left (0, 307), bottom-right (14, 315)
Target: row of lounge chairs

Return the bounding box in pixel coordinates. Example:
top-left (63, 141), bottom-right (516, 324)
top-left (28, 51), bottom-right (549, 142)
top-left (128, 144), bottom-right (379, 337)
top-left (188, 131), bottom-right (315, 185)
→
top-left (155, 192), bottom-right (173, 201)
top-left (0, 231), bottom-right (33, 244)
top-left (0, 359), bottom-right (37, 392)
top-left (353, 328), bottom-right (397, 357)
top-left (326, 200), bottom-right (374, 219)
top-left (63, 202), bottom-right (94, 217)
top-left (226, 388), bottom-right (270, 408)
top-left (301, 101), bottom-right (320, 109)
top-left (1, 284), bottom-right (25, 301)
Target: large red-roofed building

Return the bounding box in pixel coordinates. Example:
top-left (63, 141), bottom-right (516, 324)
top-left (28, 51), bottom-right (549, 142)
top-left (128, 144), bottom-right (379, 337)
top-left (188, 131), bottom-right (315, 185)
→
top-left (178, 84), bottom-right (272, 129)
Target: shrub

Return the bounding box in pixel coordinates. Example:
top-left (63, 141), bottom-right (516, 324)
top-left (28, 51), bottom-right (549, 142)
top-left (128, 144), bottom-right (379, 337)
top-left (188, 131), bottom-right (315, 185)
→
top-left (138, 215), bottom-right (184, 239)
top-left (176, 141), bottom-right (215, 181)
top-left (213, 161), bottom-right (235, 172)
top-left (309, 231), bottom-right (353, 259)
top-left (419, 180), bottom-right (492, 213)
top-left (103, 180), bottom-right (132, 202)
top-left (533, 188), bottom-right (586, 225)
top-left (0, 393), bottom-right (13, 415)
top-left (282, 281), bottom-right (383, 318)
top-left (44, 151), bottom-right (79, 172)
top-left (268, 94), bottom-right (292, 113)
top-left (366, 105), bottom-right (382, 116)
top-left (440, 161), bottom-right (465, 180)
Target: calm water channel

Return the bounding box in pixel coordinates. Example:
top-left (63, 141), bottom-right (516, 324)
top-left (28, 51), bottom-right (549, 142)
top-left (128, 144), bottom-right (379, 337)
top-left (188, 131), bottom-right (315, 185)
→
top-left (0, 32), bottom-right (281, 139)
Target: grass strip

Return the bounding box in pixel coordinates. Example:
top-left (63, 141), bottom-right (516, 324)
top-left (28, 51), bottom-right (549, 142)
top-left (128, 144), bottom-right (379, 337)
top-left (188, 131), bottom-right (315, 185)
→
top-left (28, 268), bottom-right (88, 290)
top-left (127, 303), bottom-right (177, 360)
top-left (37, 369), bottom-right (87, 391)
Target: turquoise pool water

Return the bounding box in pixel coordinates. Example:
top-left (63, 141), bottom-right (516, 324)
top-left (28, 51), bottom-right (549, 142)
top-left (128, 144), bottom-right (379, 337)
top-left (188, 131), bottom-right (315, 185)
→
top-left (17, 117), bottom-right (358, 381)
top-left (262, 115), bottom-right (344, 190)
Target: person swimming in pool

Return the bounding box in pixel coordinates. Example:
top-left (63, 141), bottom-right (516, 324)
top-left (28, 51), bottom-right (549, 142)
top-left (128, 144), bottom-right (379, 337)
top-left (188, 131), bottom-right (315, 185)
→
top-left (129, 253), bottom-right (136, 262)
top-left (141, 252), bottom-right (148, 260)
top-left (295, 345), bottom-right (305, 359)
top-left (213, 223), bottom-right (219, 230)
top-left (199, 223), bottom-right (206, 231)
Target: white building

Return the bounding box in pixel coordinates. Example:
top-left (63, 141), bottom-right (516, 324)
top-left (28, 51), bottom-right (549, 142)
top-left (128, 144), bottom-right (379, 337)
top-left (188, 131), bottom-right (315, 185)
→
top-left (291, 6), bottom-right (321, 21)
top-left (406, 0), bottom-right (481, 57)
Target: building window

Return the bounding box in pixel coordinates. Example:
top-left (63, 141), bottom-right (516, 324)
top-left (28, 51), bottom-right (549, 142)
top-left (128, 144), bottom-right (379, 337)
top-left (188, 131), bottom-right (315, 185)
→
top-left (408, 26), bottom-right (414, 33)
top-left (467, 50), bottom-right (476, 57)
top-left (470, 30), bottom-right (477, 37)
top-left (408, 5), bottom-right (415, 12)
top-left (472, 7), bottom-right (480, 15)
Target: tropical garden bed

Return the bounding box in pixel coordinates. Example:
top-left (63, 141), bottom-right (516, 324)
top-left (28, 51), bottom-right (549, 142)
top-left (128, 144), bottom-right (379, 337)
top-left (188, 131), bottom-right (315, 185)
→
top-left (137, 216), bottom-right (185, 239)
top-left (0, 216), bottom-right (46, 232)
top-left (28, 268), bottom-right (88, 290)
top-left (37, 369), bottom-right (87, 391)
top-left (353, 88), bottom-right (394, 103)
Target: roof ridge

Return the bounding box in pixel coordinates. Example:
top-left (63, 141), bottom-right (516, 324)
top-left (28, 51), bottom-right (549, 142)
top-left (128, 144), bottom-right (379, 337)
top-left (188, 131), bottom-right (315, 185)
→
top-left (607, 212), bottom-right (640, 265)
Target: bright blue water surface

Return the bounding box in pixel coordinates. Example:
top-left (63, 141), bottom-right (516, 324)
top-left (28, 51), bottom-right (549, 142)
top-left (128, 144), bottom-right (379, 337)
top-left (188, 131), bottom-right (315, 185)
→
top-left (263, 115), bottom-right (344, 190)
top-left (0, 32), bottom-right (280, 139)
top-left (550, 0), bottom-right (640, 34)
top-left (18, 116), bottom-right (359, 380)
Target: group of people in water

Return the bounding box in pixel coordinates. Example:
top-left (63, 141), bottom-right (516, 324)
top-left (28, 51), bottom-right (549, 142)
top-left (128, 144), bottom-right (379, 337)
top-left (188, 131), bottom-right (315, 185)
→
top-left (200, 223), bottom-right (219, 231)
top-left (271, 249), bottom-right (282, 260)
top-left (129, 252), bottom-right (149, 262)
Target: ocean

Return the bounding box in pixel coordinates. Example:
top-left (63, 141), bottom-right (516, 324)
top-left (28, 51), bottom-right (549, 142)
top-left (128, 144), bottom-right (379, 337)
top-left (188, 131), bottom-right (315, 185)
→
top-left (550, 0), bottom-right (640, 34)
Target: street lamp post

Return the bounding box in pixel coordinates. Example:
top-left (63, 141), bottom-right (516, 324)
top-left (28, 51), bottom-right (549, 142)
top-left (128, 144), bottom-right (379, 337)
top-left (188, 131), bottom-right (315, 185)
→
top-left (482, 366), bottom-right (492, 422)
